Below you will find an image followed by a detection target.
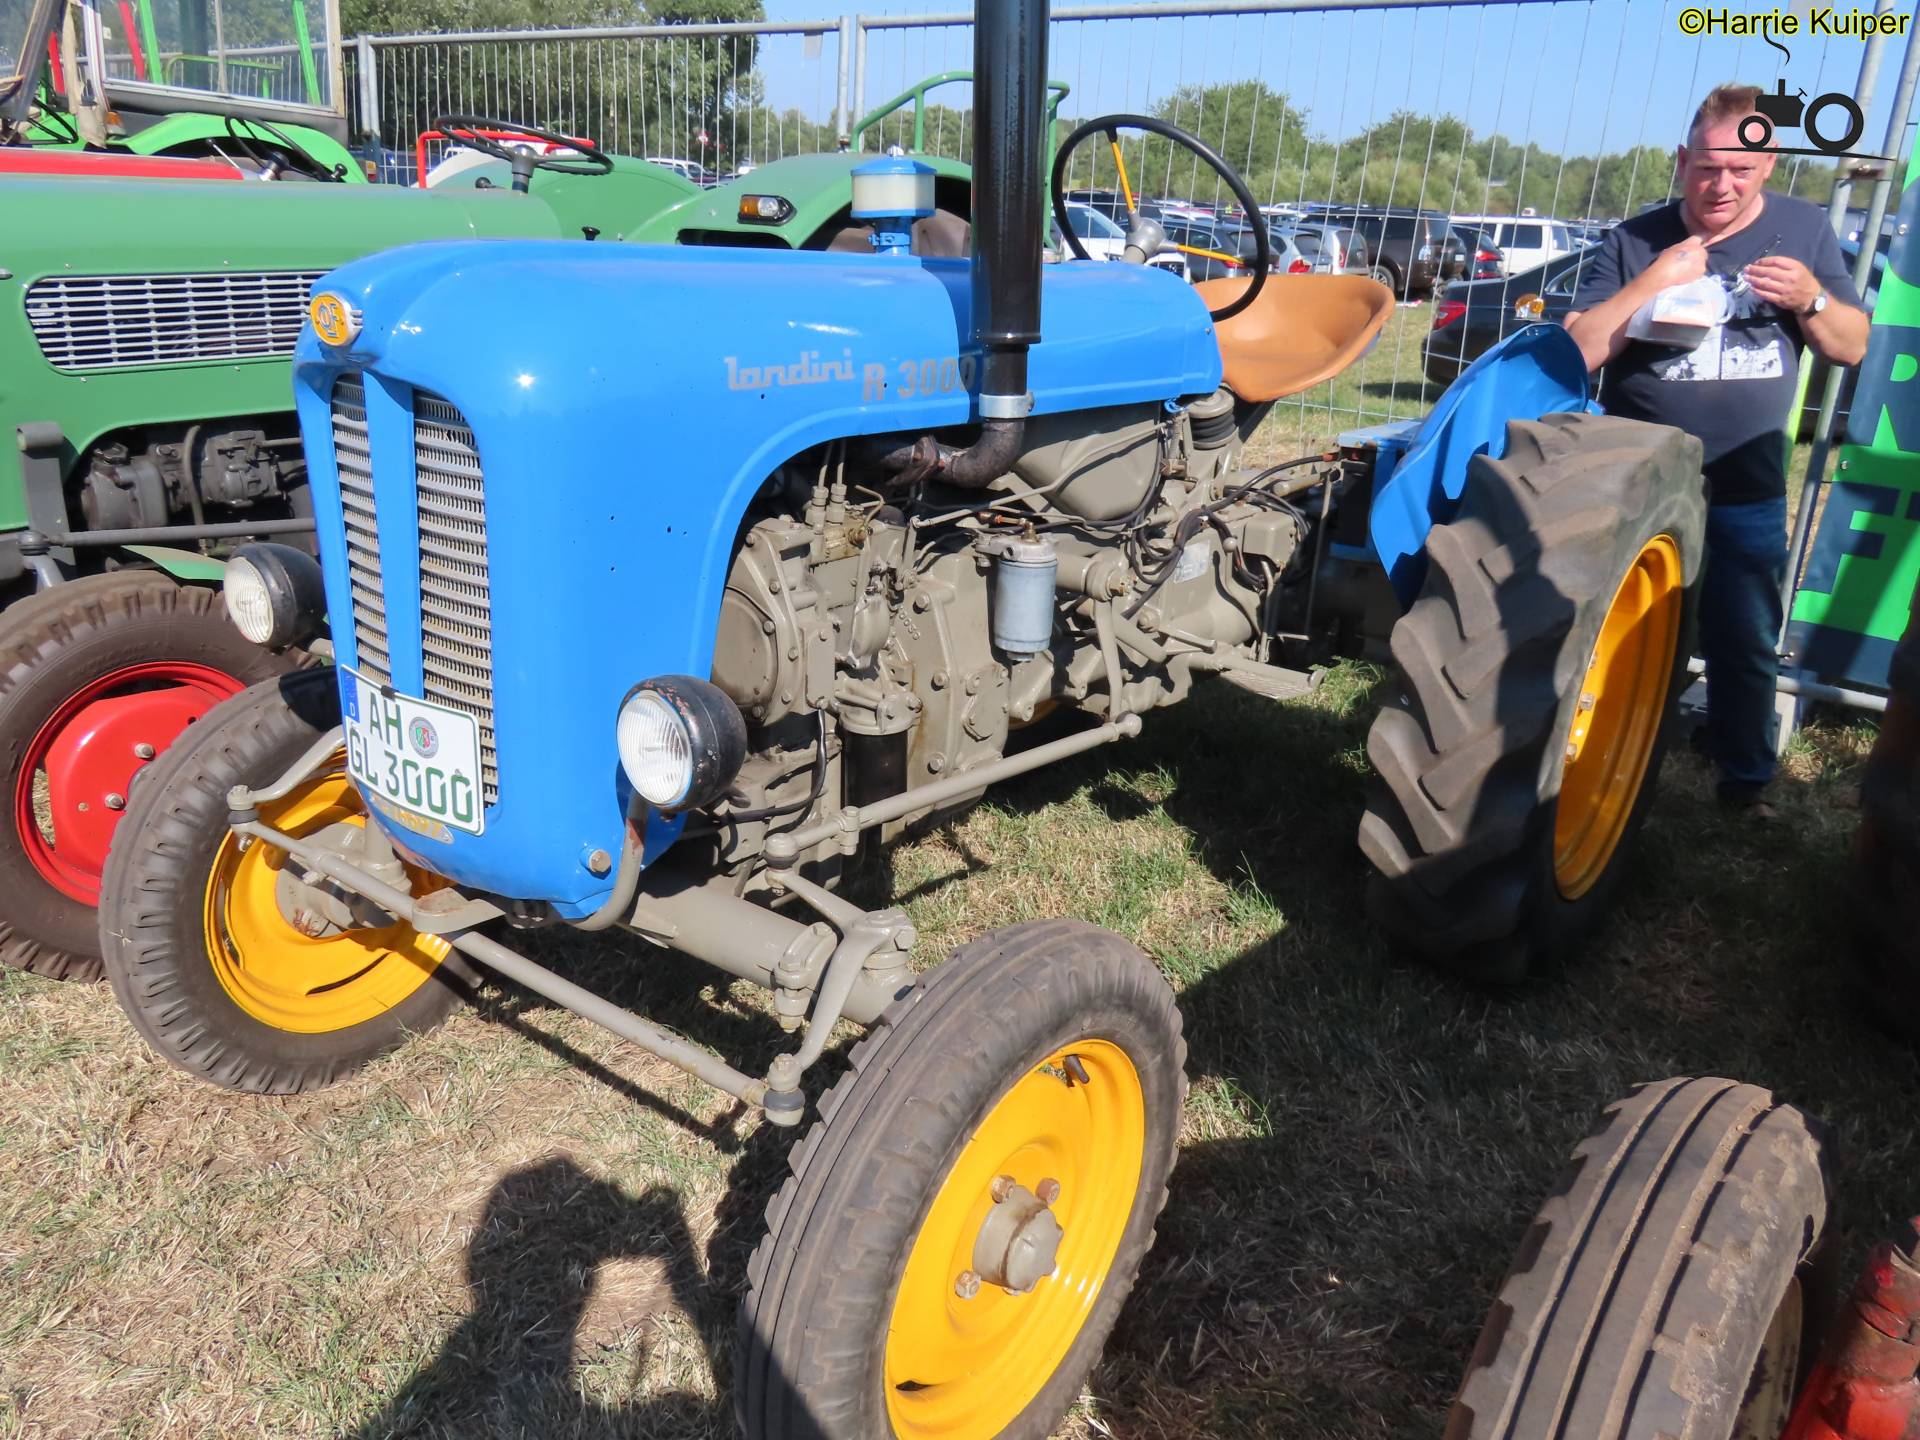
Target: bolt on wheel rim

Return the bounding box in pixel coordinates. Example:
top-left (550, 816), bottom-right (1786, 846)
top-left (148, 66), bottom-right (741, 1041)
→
top-left (1554, 534), bottom-right (1684, 901)
top-left (205, 761), bottom-right (450, 1033)
top-left (883, 1037), bottom-right (1145, 1440)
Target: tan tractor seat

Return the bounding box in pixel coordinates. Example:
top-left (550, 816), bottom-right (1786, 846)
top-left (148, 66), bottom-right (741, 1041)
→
top-left (1195, 274), bottom-right (1396, 403)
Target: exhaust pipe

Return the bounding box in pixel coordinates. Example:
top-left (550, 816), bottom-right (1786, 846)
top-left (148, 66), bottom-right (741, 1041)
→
top-left (883, 0), bottom-right (1046, 489)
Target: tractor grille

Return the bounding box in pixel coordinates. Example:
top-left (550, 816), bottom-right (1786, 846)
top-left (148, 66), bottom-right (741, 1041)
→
top-left (331, 375), bottom-right (391, 689)
top-left (25, 271), bottom-right (326, 371)
top-left (411, 394), bottom-right (498, 805)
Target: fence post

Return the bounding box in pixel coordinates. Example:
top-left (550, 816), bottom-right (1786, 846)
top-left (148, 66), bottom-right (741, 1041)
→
top-left (354, 34), bottom-right (380, 146)
top-left (851, 15), bottom-right (867, 150)
top-left (835, 15), bottom-right (853, 142)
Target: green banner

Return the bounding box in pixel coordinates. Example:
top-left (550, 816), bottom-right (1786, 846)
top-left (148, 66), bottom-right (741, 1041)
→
top-left (1786, 150), bottom-right (1920, 690)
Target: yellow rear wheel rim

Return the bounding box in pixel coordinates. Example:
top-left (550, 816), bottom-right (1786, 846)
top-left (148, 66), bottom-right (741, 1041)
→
top-left (883, 1038), bottom-right (1146, 1440)
top-left (205, 764), bottom-right (450, 1033)
top-left (1554, 535), bottom-right (1684, 900)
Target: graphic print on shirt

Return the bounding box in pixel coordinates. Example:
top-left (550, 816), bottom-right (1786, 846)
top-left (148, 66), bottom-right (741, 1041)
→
top-left (1653, 275), bottom-right (1787, 383)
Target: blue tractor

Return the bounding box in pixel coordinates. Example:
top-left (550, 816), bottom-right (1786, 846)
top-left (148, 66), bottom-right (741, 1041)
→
top-left (94, 0), bottom-right (1706, 1429)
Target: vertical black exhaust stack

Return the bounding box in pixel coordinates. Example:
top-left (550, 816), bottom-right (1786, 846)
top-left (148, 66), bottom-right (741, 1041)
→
top-left (970, 0), bottom-right (1046, 426)
top-left (877, 0), bottom-right (1045, 488)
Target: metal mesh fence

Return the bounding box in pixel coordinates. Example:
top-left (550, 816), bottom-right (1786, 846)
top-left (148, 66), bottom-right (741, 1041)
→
top-left (346, 22), bottom-right (845, 186)
top-left (341, 1), bottom-right (1907, 451)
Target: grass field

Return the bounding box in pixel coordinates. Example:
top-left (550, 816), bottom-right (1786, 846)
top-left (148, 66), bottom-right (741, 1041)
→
top-left (4, 304), bottom-right (1912, 1440)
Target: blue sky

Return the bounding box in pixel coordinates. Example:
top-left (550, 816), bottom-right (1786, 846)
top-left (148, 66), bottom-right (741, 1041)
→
top-left (749, 0), bottom-right (1916, 190)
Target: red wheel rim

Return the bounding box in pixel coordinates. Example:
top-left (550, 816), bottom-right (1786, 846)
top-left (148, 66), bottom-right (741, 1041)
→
top-left (15, 661), bottom-right (244, 905)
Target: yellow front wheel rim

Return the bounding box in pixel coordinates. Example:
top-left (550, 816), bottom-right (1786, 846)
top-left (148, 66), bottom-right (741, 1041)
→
top-left (1554, 535), bottom-right (1685, 900)
top-left (205, 765), bottom-right (450, 1033)
top-left (884, 1038), bottom-right (1146, 1440)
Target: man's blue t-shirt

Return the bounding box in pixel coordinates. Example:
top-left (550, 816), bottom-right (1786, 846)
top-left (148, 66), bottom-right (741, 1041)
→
top-left (1572, 192), bottom-right (1859, 505)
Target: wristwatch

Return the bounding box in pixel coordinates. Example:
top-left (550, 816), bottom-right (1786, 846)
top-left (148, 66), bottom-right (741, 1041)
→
top-left (1803, 289), bottom-right (1829, 317)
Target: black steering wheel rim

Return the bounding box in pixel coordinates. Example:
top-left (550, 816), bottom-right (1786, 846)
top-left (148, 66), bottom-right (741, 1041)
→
top-left (1049, 112), bottom-right (1270, 324)
top-left (430, 114), bottom-right (614, 181)
top-left (222, 114), bottom-right (342, 181)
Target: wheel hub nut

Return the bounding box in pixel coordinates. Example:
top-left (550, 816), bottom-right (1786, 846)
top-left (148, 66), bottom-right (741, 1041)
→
top-left (971, 1179), bottom-right (1065, 1295)
top-left (954, 1269), bottom-right (981, 1299)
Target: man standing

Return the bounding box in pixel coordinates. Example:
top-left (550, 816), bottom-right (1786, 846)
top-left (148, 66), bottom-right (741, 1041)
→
top-left (1566, 83), bottom-right (1868, 818)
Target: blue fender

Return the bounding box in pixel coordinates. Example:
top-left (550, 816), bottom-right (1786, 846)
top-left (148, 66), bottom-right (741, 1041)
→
top-left (1369, 323), bottom-right (1594, 607)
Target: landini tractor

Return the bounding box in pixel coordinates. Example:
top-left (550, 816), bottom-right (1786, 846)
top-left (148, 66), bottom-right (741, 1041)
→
top-left (0, 6), bottom-right (1026, 986)
top-left (94, 0), bottom-right (1705, 1431)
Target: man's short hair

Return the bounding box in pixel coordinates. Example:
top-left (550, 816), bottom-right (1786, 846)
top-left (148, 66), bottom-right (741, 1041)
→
top-left (1690, 83), bottom-right (1761, 143)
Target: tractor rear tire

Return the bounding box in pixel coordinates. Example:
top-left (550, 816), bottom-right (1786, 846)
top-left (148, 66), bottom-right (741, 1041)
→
top-left (1848, 576), bottom-right (1920, 1042)
top-left (99, 668), bottom-right (473, 1094)
top-left (0, 571), bottom-right (302, 982)
top-left (736, 919), bottom-right (1185, 1440)
top-left (1446, 1076), bottom-right (1830, 1440)
top-left (1359, 413), bottom-right (1707, 983)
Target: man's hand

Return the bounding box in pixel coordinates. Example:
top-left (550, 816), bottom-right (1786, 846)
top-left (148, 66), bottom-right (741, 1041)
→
top-left (1644, 235), bottom-right (1709, 290)
top-left (1742, 255), bottom-right (1822, 314)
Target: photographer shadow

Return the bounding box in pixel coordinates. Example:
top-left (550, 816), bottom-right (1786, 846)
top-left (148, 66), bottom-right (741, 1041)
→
top-left (347, 1151), bottom-right (769, 1440)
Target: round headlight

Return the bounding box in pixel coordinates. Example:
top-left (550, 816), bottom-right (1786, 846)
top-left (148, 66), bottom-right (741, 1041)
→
top-left (222, 543), bottom-right (326, 651)
top-left (614, 676), bottom-right (747, 813)
top-left (224, 554), bottom-right (275, 644)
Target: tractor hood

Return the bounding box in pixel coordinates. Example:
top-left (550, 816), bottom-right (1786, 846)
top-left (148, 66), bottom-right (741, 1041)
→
top-left (294, 239), bottom-right (1221, 911)
top-left (0, 175), bottom-right (567, 273)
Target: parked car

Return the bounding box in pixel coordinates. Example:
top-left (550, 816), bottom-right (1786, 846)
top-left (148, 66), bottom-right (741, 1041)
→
top-left (1159, 219), bottom-right (1264, 281)
top-left (1422, 248), bottom-right (1603, 385)
top-left (1446, 223), bottom-right (1507, 279)
top-left (1300, 204), bottom-right (1466, 297)
top-left (1277, 222), bottom-right (1375, 278)
top-left (1051, 202), bottom-right (1190, 279)
top-left (646, 156), bottom-right (718, 187)
top-left (1064, 187), bottom-right (1163, 228)
top-left (1449, 214), bottom-right (1579, 273)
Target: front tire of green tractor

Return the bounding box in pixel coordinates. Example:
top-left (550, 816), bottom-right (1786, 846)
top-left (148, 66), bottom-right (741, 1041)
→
top-left (736, 919), bottom-right (1186, 1440)
top-left (0, 571), bottom-right (305, 982)
top-left (1358, 414), bottom-right (1707, 983)
top-left (1445, 1076), bottom-right (1830, 1440)
top-left (99, 668), bottom-right (473, 1094)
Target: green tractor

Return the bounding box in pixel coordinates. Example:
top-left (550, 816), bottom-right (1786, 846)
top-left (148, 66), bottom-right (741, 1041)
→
top-left (0, 19), bottom-right (1006, 983)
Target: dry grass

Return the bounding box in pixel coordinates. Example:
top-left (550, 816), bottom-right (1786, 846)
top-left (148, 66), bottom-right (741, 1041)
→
top-left (2, 322), bottom-right (1909, 1436)
top-left (3, 664), bottom-right (1912, 1440)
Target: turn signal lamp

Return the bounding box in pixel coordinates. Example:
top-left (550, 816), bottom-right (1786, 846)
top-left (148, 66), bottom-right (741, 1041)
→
top-left (738, 194), bottom-right (794, 225)
top-left (615, 677), bottom-right (747, 813)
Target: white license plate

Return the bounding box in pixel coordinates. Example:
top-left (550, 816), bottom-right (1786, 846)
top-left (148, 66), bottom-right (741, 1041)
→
top-left (341, 668), bottom-right (485, 835)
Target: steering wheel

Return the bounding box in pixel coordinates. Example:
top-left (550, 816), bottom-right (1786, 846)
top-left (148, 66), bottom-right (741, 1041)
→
top-left (431, 115), bottom-right (613, 193)
top-left (221, 115), bottom-right (343, 182)
top-left (1049, 113), bottom-right (1270, 324)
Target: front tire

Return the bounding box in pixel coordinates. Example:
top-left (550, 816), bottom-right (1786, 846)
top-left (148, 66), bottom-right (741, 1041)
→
top-left (99, 668), bottom-right (470, 1094)
top-left (736, 919), bottom-right (1186, 1439)
top-left (1359, 414), bottom-right (1707, 982)
top-left (1446, 1076), bottom-right (1830, 1440)
top-left (0, 571), bottom-right (303, 981)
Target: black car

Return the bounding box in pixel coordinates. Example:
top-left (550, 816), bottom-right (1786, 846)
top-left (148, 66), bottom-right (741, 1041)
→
top-left (1422, 248), bottom-right (1602, 385)
top-left (1160, 220), bottom-right (1258, 281)
top-left (1301, 204), bottom-right (1466, 297)
top-left (1064, 188), bottom-right (1163, 229)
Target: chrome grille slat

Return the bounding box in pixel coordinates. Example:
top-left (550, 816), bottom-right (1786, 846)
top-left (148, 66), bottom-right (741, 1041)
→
top-left (412, 392), bottom-right (498, 804)
top-left (27, 271), bottom-right (328, 371)
top-left (331, 375), bottom-right (391, 692)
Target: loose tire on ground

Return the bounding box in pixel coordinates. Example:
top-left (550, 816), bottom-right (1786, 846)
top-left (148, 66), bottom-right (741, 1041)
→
top-left (736, 919), bottom-right (1185, 1440)
top-left (99, 668), bottom-right (472, 1093)
top-left (1359, 413), bottom-right (1707, 982)
top-left (1446, 1076), bottom-right (1830, 1440)
top-left (0, 571), bottom-right (304, 981)
top-left (1848, 576), bottom-right (1920, 1041)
